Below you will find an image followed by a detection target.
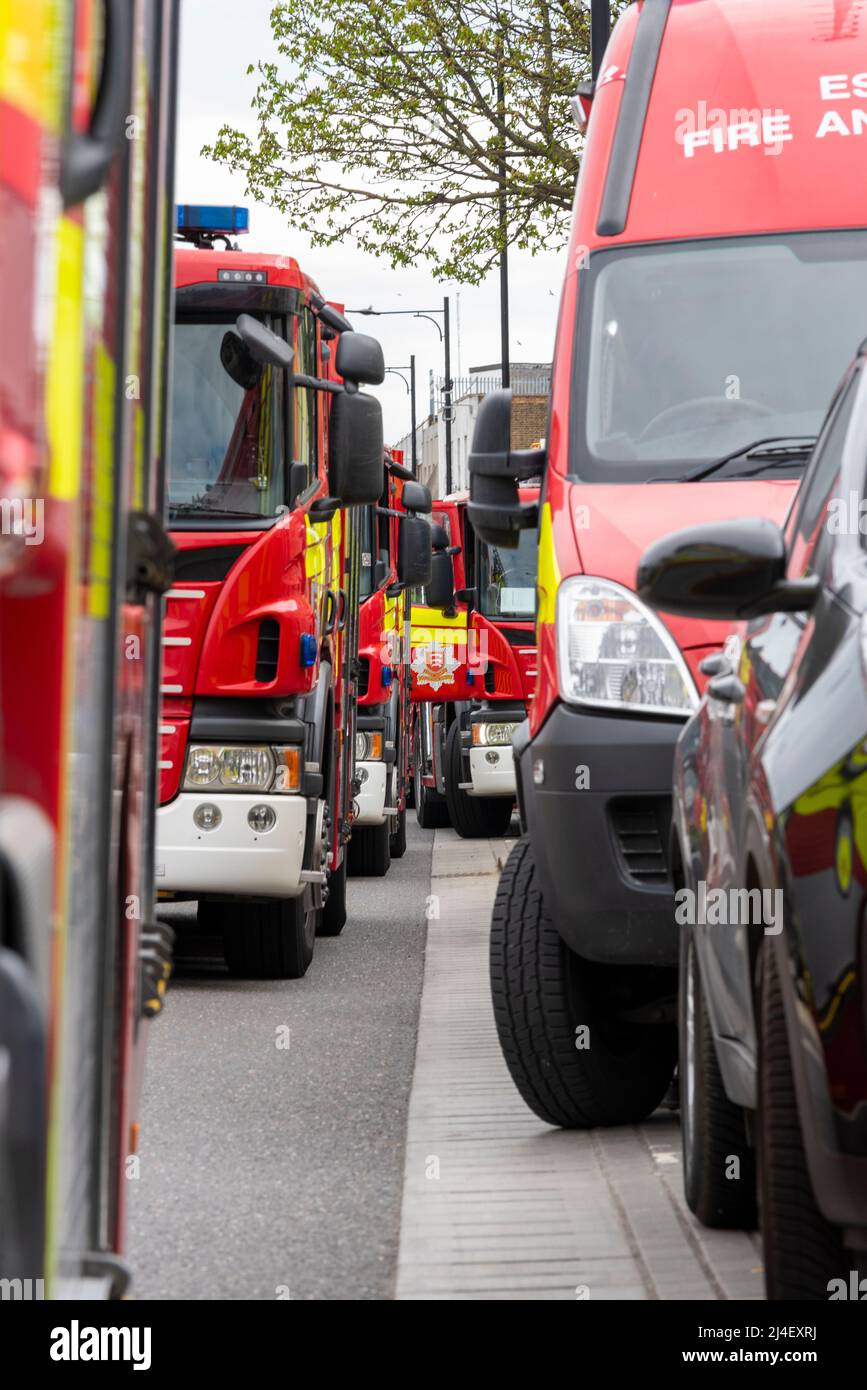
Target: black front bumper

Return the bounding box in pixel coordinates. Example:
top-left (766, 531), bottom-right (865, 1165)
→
top-left (516, 702), bottom-right (683, 967)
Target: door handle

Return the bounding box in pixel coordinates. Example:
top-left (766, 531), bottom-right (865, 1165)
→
top-left (707, 673), bottom-right (745, 705)
top-left (323, 589), bottom-right (337, 635)
top-left (336, 588), bottom-right (348, 631)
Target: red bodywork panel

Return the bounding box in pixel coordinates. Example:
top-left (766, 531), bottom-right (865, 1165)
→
top-left (534, 0), bottom-right (863, 738)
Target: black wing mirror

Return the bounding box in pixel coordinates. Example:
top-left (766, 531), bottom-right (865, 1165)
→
top-left (637, 517), bottom-right (820, 619)
top-left (328, 391), bottom-right (384, 505)
top-left (235, 312), bottom-right (293, 370)
top-left (398, 516), bottom-right (432, 588)
top-left (336, 331), bottom-right (385, 387)
top-left (425, 523), bottom-right (456, 610)
top-left (468, 389), bottom-right (544, 549)
top-left (401, 480), bottom-right (432, 514)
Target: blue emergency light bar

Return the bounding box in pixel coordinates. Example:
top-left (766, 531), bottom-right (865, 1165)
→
top-left (175, 204), bottom-right (249, 237)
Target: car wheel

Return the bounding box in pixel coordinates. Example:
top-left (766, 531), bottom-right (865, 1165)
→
top-left (758, 944), bottom-right (850, 1299)
top-left (444, 720), bottom-right (513, 839)
top-left (205, 888), bottom-right (318, 979)
top-left (347, 821), bottom-right (391, 876)
top-left (680, 927), bottom-right (757, 1228)
top-left (490, 835), bottom-right (677, 1127)
top-left (413, 725), bottom-right (449, 829)
top-left (389, 806), bottom-right (407, 859)
top-left (318, 847), bottom-right (348, 936)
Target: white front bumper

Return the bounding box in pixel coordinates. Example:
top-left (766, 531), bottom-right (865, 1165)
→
top-left (468, 745), bottom-right (517, 798)
top-left (354, 760), bottom-right (388, 825)
top-left (155, 792), bottom-right (307, 897)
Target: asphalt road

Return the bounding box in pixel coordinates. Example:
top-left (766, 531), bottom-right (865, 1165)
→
top-left (127, 820), bottom-right (432, 1301)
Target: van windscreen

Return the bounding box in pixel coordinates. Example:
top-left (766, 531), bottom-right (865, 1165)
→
top-left (574, 230), bottom-right (867, 482)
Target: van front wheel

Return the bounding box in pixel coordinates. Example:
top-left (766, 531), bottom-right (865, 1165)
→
top-left (490, 835), bottom-right (676, 1127)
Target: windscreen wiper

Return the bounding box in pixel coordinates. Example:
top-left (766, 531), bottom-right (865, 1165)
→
top-left (169, 502), bottom-right (263, 519)
top-left (647, 436), bottom-right (817, 485)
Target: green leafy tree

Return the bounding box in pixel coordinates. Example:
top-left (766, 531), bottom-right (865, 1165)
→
top-left (206, 0), bottom-right (624, 285)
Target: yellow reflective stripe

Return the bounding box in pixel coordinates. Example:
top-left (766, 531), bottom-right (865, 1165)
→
top-left (306, 520), bottom-right (326, 579)
top-left (330, 507), bottom-right (343, 588)
top-left (46, 217), bottom-right (84, 500)
top-left (383, 594), bottom-right (397, 633)
top-left (411, 604), bottom-right (467, 629)
top-left (536, 500), bottom-right (560, 629)
top-left (0, 0), bottom-right (64, 129)
top-left (88, 343), bottom-right (115, 617)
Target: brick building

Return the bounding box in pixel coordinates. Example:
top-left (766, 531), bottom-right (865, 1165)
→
top-left (394, 362), bottom-right (551, 497)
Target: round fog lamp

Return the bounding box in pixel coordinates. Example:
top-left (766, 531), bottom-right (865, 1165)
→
top-left (485, 751), bottom-right (499, 765)
top-left (358, 766), bottom-right (369, 784)
top-left (248, 804), bottom-right (276, 833)
top-left (194, 803), bottom-right (222, 831)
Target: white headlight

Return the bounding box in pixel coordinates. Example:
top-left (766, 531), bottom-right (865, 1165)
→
top-left (219, 746), bottom-right (275, 789)
top-left (472, 722), bottom-right (520, 747)
top-left (183, 745), bottom-right (276, 793)
top-left (555, 577), bottom-right (697, 716)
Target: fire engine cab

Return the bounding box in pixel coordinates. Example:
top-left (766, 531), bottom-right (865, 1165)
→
top-left (155, 206), bottom-right (387, 978)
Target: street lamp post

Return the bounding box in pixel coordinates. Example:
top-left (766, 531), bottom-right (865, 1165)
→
top-left (346, 302), bottom-right (453, 493)
top-left (410, 354), bottom-right (417, 475)
top-left (384, 363), bottom-right (418, 476)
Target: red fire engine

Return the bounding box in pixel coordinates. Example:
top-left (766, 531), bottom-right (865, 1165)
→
top-left (410, 487), bottom-right (538, 836)
top-left (155, 207), bottom-right (392, 978)
top-left (0, 0), bottom-right (178, 1296)
top-left (352, 452), bottom-right (431, 874)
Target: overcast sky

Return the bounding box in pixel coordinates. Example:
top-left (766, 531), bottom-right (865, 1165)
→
top-left (176, 0), bottom-right (568, 443)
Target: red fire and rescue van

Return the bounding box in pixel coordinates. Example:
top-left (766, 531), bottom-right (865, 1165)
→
top-left (352, 451), bottom-right (431, 874)
top-left (410, 487), bottom-right (538, 837)
top-left (0, 0), bottom-right (178, 1296)
top-left (469, 0), bottom-right (867, 1126)
top-left (154, 208), bottom-right (390, 979)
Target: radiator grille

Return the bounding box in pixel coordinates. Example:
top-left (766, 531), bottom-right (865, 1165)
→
top-left (609, 798), bottom-right (671, 884)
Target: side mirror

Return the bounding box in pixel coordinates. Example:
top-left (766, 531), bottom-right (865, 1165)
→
top-left (235, 313), bottom-right (293, 370)
top-left (336, 331), bottom-right (385, 386)
top-left (426, 524), bottom-right (455, 610)
top-left (401, 480), bottom-right (431, 514)
top-left (310, 293), bottom-right (354, 336)
top-left (468, 389), bottom-right (544, 549)
top-left (636, 517), bottom-right (821, 619)
top-left (398, 515), bottom-right (432, 588)
top-left (328, 390), bottom-right (384, 505)
top-left (220, 332), bottom-right (262, 390)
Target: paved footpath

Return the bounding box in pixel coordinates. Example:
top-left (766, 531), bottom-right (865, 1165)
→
top-left (395, 829), bottom-right (764, 1301)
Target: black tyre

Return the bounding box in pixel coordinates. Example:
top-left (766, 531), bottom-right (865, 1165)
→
top-left (413, 725), bottom-right (448, 829)
top-left (205, 888), bottom-right (318, 979)
top-left (444, 721), bottom-right (513, 839)
top-left (680, 927), bottom-right (757, 1228)
top-left (318, 848), bottom-right (347, 936)
top-left (490, 835), bottom-right (677, 1127)
top-left (348, 820), bottom-right (391, 876)
top-left (758, 945), bottom-right (849, 1299)
top-left (390, 806), bottom-right (407, 859)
